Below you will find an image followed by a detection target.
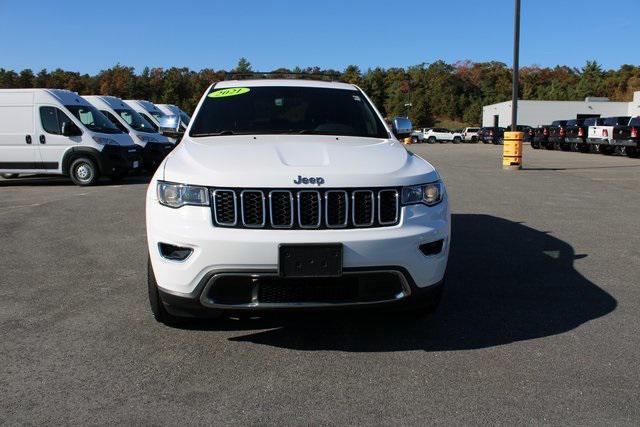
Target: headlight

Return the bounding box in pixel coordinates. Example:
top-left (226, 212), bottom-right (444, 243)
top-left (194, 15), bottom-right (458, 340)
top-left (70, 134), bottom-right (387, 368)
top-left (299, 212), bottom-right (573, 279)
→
top-left (401, 181), bottom-right (444, 206)
top-left (157, 181), bottom-right (209, 208)
top-left (92, 136), bottom-right (120, 145)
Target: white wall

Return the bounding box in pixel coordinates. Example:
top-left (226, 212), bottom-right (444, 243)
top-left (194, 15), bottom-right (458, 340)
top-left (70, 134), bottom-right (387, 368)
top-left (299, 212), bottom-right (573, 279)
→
top-left (482, 91), bottom-right (640, 127)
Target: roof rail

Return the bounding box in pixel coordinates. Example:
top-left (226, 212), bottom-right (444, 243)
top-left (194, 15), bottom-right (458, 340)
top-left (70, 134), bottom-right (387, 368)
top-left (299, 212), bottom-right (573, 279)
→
top-left (224, 71), bottom-right (344, 83)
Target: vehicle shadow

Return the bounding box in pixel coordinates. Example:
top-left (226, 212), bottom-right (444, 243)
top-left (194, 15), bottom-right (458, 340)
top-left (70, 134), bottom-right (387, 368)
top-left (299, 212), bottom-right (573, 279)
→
top-left (184, 214), bottom-right (618, 352)
top-left (0, 175), bottom-right (151, 187)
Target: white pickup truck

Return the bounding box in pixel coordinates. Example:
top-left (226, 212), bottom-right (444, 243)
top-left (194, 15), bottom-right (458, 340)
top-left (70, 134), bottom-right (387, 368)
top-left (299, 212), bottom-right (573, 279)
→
top-left (587, 116), bottom-right (631, 155)
top-left (422, 128), bottom-right (464, 144)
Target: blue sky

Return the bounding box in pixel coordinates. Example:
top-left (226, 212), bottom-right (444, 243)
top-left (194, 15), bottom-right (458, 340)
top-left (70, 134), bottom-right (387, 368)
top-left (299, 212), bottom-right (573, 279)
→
top-left (0, 0), bottom-right (636, 74)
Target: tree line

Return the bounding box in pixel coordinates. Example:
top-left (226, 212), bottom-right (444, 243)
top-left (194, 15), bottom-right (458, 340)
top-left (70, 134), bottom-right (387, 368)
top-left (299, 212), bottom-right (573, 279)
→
top-left (1, 58), bottom-right (638, 128)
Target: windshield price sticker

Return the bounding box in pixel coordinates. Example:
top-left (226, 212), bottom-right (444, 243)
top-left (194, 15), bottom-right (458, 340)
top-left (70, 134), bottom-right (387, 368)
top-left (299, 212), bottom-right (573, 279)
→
top-left (208, 87), bottom-right (251, 98)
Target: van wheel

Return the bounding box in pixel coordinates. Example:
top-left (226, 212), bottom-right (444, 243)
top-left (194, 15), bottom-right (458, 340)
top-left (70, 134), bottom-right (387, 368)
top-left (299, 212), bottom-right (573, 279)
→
top-left (1, 173), bottom-right (19, 179)
top-left (427, 136), bottom-right (436, 144)
top-left (70, 157), bottom-right (99, 186)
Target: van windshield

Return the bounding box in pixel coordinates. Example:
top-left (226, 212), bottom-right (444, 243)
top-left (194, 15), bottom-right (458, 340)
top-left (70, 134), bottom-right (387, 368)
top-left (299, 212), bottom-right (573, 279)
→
top-left (190, 86), bottom-right (389, 138)
top-left (114, 108), bottom-right (157, 133)
top-left (65, 105), bottom-right (122, 134)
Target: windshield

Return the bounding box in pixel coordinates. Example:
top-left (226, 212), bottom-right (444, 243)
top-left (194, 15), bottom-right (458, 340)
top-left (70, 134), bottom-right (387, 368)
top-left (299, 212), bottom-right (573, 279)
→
top-left (150, 111), bottom-right (166, 120)
top-left (65, 105), bottom-right (122, 134)
top-left (114, 108), bottom-right (157, 133)
top-left (179, 111), bottom-right (190, 125)
top-left (190, 86), bottom-right (389, 138)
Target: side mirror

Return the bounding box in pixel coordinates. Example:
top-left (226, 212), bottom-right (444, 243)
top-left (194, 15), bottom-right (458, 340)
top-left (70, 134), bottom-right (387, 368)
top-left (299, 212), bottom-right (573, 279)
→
top-left (392, 117), bottom-right (413, 139)
top-left (61, 121), bottom-right (81, 137)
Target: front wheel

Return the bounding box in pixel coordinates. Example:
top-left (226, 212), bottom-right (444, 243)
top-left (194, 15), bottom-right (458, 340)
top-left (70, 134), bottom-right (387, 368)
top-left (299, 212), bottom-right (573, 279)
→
top-left (69, 157), bottom-right (99, 186)
top-left (1, 173), bottom-right (19, 179)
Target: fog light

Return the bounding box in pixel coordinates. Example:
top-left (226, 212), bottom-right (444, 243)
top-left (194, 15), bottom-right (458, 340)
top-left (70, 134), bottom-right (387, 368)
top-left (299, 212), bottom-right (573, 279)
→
top-left (419, 239), bottom-right (444, 256)
top-left (158, 243), bottom-right (193, 261)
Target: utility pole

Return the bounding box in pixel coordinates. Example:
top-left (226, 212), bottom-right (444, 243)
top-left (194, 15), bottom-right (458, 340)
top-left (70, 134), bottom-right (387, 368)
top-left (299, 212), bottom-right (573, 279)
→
top-left (503, 0), bottom-right (523, 170)
top-left (512, 0), bottom-right (521, 129)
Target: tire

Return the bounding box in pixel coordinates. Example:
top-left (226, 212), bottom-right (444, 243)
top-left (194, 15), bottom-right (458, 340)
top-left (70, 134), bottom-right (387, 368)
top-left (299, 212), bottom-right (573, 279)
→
top-left (552, 141), bottom-right (561, 151)
top-left (544, 142), bottom-right (555, 150)
top-left (626, 147), bottom-right (639, 158)
top-left (600, 146), bottom-right (614, 155)
top-left (1, 173), bottom-right (19, 179)
top-left (427, 136), bottom-right (436, 144)
top-left (411, 136), bottom-right (418, 144)
top-left (453, 136), bottom-right (462, 144)
top-left (402, 281), bottom-right (444, 318)
top-left (531, 141), bottom-right (540, 149)
top-left (69, 157), bottom-right (99, 186)
top-left (570, 143), bottom-right (579, 152)
top-left (471, 136), bottom-right (478, 143)
top-left (148, 258), bottom-right (187, 325)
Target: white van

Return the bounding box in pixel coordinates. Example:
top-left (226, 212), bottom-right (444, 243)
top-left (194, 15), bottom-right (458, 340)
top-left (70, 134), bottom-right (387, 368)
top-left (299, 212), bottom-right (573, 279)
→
top-left (0, 89), bottom-right (141, 185)
top-left (157, 104), bottom-right (190, 131)
top-left (84, 96), bottom-right (174, 171)
top-left (123, 100), bottom-right (183, 143)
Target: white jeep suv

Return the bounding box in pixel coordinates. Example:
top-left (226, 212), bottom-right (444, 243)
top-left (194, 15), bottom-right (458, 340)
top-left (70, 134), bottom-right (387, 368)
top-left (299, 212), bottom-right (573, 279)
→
top-left (146, 79), bottom-right (450, 324)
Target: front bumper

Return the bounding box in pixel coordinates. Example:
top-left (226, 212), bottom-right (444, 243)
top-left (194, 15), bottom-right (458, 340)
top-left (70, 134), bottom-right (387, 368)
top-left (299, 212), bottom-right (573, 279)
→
top-left (99, 145), bottom-right (142, 175)
top-left (146, 189), bottom-right (450, 309)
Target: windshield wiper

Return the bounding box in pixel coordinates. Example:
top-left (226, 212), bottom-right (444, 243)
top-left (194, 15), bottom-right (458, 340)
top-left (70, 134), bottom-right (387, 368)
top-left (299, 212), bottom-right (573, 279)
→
top-left (191, 130), bottom-right (236, 137)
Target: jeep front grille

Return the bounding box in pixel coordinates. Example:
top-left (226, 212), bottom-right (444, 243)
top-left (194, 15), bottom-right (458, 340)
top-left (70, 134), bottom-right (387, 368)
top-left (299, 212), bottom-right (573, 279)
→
top-left (210, 188), bottom-right (400, 229)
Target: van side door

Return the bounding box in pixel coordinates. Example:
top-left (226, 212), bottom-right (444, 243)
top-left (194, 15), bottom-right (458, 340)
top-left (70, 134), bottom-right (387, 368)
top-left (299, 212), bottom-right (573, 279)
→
top-left (37, 106), bottom-right (82, 173)
top-left (0, 94), bottom-right (38, 173)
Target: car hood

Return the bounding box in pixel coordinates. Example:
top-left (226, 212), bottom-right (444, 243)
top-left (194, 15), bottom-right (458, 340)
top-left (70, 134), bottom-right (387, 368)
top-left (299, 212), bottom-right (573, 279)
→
top-left (162, 135), bottom-right (439, 188)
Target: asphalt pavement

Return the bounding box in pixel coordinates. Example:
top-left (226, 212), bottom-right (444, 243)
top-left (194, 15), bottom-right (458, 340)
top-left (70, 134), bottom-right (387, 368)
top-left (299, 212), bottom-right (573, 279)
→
top-left (1, 143), bottom-right (639, 425)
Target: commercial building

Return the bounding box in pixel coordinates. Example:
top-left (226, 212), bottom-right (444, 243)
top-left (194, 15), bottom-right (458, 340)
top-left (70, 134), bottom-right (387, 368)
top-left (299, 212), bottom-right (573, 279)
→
top-left (482, 91), bottom-right (640, 127)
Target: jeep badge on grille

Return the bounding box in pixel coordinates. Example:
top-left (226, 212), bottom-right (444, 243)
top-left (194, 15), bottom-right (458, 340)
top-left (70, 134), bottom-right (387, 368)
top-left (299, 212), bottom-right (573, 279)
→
top-left (293, 175), bottom-right (325, 185)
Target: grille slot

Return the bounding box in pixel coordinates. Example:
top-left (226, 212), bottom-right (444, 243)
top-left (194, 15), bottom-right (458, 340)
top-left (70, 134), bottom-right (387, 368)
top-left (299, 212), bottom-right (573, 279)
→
top-left (297, 190), bottom-right (321, 228)
top-left (269, 190), bottom-right (294, 228)
top-left (325, 190), bottom-right (348, 228)
top-left (378, 189), bottom-right (399, 225)
top-left (240, 190), bottom-right (265, 227)
top-left (352, 190), bottom-right (375, 226)
top-left (211, 188), bottom-right (400, 229)
top-left (212, 190), bottom-right (237, 226)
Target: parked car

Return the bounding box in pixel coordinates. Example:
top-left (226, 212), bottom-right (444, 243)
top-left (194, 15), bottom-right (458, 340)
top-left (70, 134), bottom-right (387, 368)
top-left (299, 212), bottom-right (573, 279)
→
top-left (610, 116), bottom-right (640, 158)
top-left (0, 89), bottom-right (141, 185)
top-left (477, 127), bottom-right (505, 144)
top-left (564, 119), bottom-right (590, 153)
top-left (84, 96), bottom-right (175, 172)
top-left (587, 116), bottom-right (631, 155)
top-left (124, 100), bottom-right (184, 143)
top-left (462, 127), bottom-right (480, 143)
top-left (423, 128), bottom-right (463, 143)
top-left (146, 79), bottom-right (450, 324)
top-left (546, 120), bottom-right (568, 150)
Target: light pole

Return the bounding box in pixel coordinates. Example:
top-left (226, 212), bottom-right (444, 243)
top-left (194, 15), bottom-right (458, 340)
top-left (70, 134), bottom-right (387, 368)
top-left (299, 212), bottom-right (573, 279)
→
top-left (503, 0), bottom-right (523, 170)
top-left (512, 0), bottom-right (521, 129)
top-left (404, 103), bottom-right (412, 119)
